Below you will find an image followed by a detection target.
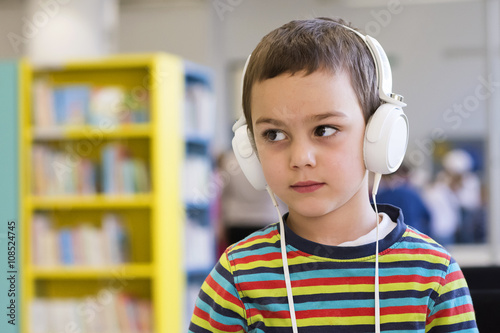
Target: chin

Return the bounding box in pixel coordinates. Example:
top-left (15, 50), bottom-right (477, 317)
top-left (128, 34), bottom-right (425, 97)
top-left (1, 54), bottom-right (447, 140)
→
top-left (289, 201), bottom-right (342, 219)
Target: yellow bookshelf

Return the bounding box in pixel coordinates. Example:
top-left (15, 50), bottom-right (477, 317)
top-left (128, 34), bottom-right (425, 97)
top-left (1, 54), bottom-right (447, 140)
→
top-left (19, 54), bottom-right (210, 333)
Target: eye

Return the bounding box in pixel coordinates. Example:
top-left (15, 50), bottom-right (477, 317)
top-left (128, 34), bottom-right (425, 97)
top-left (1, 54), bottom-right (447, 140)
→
top-left (314, 125), bottom-right (337, 137)
top-left (263, 129), bottom-right (286, 142)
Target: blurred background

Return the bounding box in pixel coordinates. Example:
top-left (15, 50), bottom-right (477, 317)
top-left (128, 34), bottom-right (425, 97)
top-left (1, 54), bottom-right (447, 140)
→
top-left (0, 0), bottom-right (499, 332)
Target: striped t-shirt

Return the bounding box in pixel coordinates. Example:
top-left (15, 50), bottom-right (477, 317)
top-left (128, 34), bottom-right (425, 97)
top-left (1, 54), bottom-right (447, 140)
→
top-left (189, 205), bottom-right (477, 332)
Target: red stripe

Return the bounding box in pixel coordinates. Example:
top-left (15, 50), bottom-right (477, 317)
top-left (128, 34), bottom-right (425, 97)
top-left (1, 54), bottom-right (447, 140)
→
top-left (254, 305), bottom-right (429, 320)
top-left (382, 305), bottom-right (428, 315)
top-left (426, 303), bottom-right (475, 324)
top-left (205, 274), bottom-right (244, 308)
top-left (444, 270), bottom-right (464, 284)
top-left (387, 248), bottom-right (450, 260)
top-left (237, 279), bottom-right (285, 291)
top-left (381, 274), bottom-right (440, 285)
top-left (233, 252), bottom-right (282, 265)
top-left (299, 307), bottom-right (373, 318)
top-left (256, 307), bottom-right (374, 320)
top-left (296, 274), bottom-right (438, 287)
top-left (193, 306), bottom-right (243, 332)
top-left (238, 274), bottom-right (440, 291)
top-left (294, 276), bottom-right (373, 287)
top-left (238, 276), bottom-right (376, 291)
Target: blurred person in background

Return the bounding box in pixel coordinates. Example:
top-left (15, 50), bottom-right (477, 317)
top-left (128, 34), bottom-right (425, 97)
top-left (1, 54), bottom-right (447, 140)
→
top-left (423, 149), bottom-right (483, 245)
top-left (376, 163), bottom-right (431, 235)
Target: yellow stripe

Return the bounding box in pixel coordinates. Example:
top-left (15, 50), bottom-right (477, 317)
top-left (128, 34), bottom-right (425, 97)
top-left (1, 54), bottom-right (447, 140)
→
top-left (381, 253), bottom-right (448, 265)
top-left (233, 258), bottom-right (284, 271)
top-left (380, 281), bottom-right (440, 292)
top-left (381, 312), bottom-right (426, 324)
top-left (203, 286), bottom-right (246, 318)
top-left (247, 315), bottom-right (376, 327)
top-left (248, 309), bottom-right (428, 327)
top-left (220, 252), bottom-right (234, 272)
top-left (299, 315), bottom-right (374, 326)
top-left (426, 311), bottom-right (476, 330)
top-left (243, 284), bottom-right (374, 299)
top-left (248, 309), bottom-right (429, 327)
top-left (405, 230), bottom-right (439, 244)
top-left (201, 279), bottom-right (246, 318)
top-left (440, 278), bottom-right (468, 295)
top-left (190, 313), bottom-right (209, 329)
top-left (249, 314), bottom-right (293, 327)
top-left (242, 280), bottom-right (441, 301)
top-left (231, 232), bottom-right (280, 251)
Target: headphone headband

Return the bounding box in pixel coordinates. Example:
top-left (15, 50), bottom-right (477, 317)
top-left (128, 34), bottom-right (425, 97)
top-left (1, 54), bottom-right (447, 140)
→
top-left (339, 24), bottom-right (405, 107)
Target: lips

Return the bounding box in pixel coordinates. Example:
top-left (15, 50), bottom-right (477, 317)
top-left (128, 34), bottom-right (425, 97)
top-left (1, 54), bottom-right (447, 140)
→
top-left (290, 181), bottom-right (325, 193)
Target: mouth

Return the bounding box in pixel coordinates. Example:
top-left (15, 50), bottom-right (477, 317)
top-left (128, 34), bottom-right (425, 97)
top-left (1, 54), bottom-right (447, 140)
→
top-left (290, 181), bottom-right (325, 193)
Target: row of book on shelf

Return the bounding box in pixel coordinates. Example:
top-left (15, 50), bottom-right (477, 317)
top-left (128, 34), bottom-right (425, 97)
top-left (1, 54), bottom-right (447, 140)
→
top-left (31, 293), bottom-right (152, 333)
top-left (32, 213), bottom-right (130, 267)
top-left (32, 78), bottom-right (216, 136)
top-left (32, 79), bottom-right (149, 128)
top-left (31, 143), bottom-right (149, 196)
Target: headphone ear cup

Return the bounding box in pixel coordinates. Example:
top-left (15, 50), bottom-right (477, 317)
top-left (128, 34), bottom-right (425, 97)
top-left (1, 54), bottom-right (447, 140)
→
top-left (231, 124), bottom-right (268, 190)
top-left (364, 103), bottom-right (409, 174)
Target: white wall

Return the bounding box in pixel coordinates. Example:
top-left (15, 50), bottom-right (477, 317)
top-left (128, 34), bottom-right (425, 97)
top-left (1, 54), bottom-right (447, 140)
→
top-left (0, 1), bottom-right (24, 58)
top-left (119, 2), bottom-right (212, 65)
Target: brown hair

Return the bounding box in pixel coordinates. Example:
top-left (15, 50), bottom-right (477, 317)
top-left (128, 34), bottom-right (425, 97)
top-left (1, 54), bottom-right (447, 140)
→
top-left (242, 17), bottom-right (380, 136)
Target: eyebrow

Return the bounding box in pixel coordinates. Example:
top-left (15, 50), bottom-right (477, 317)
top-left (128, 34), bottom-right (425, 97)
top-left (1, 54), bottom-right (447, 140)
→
top-left (255, 111), bottom-right (347, 126)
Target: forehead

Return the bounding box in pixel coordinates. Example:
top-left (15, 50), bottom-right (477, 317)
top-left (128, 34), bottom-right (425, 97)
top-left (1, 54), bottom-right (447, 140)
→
top-left (251, 70), bottom-right (363, 125)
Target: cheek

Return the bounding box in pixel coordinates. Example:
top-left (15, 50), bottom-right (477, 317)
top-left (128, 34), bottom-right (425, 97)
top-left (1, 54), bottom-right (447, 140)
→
top-left (258, 149), bottom-right (285, 185)
top-left (332, 133), bottom-right (366, 172)
top-left (258, 148), bottom-right (278, 173)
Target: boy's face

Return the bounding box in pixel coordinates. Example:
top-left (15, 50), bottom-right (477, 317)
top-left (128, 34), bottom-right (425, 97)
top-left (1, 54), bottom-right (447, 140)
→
top-left (251, 70), bottom-right (368, 220)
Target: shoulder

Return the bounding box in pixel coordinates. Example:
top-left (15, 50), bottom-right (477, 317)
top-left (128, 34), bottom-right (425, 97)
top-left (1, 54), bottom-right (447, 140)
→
top-left (394, 224), bottom-right (453, 268)
top-left (224, 223), bottom-right (281, 268)
top-left (381, 204), bottom-right (451, 262)
top-left (226, 223), bottom-right (280, 253)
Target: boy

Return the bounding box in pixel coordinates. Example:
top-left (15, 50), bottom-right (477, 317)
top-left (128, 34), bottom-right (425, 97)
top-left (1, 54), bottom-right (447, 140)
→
top-left (189, 17), bottom-right (477, 332)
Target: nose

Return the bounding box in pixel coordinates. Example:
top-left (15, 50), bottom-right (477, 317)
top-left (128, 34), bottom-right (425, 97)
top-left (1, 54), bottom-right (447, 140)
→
top-left (289, 140), bottom-right (316, 169)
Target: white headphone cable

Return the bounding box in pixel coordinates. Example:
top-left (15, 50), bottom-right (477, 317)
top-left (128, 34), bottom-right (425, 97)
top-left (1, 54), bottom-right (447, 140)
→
top-left (266, 186), bottom-right (299, 333)
top-left (372, 173), bottom-right (382, 333)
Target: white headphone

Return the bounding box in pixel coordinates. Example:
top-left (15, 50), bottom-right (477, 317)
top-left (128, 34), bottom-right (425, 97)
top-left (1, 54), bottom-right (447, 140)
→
top-left (232, 24), bottom-right (409, 191)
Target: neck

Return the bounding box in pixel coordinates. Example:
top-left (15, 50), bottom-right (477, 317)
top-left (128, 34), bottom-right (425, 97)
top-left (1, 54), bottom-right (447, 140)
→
top-left (286, 175), bottom-right (377, 246)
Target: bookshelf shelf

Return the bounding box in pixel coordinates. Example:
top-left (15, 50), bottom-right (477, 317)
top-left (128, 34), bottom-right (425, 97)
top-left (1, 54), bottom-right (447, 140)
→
top-left (19, 53), bottom-right (216, 333)
top-left (30, 264), bottom-right (154, 279)
top-left (30, 123), bottom-right (152, 141)
top-left (28, 193), bottom-right (154, 209)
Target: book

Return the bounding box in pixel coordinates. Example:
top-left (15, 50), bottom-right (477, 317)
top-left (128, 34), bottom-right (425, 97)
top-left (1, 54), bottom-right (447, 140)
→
top-left (32, 213), bottom-right (130, 267)
top-left (88, 86), bottom-right (126, 127)
top-left (30, 293), bottom-right (153, 333)
top-left (80, 223), bottom-right (105, 267)
top-left (59, 228), bottom-right (74, 265)
top-left (53, 85), bottom-right (90, 125)
top-left (101, 143), bottom-right (150, 195)
top-left (32, 214), bottom-right (51, 266)
top-left (32, 79), bottom-right (55, 128)
top-left (32, 145), bottom-right (97, 196)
